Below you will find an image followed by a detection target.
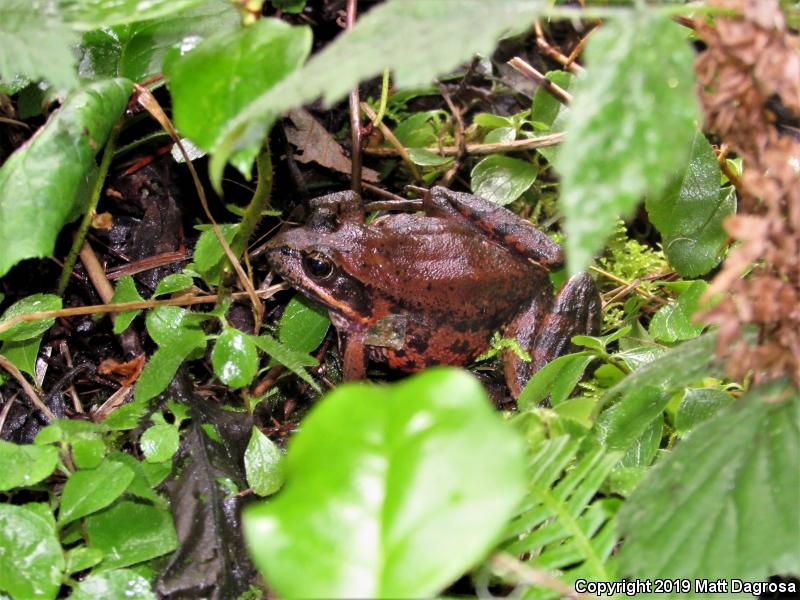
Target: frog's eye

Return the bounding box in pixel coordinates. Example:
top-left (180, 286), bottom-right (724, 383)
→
top-left (302, 251), bottom-right (335, 280)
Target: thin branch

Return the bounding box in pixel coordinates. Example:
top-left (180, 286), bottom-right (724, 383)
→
top-left (508, 57), bottom-right (573, 104)
top-left (346, 0), bottom-right (363, 198)
top-left (363, 132), bottom-right (564, 158)
top-left (438, 84), bottom-right (465, 187)
top-left (0, 355), bottom-right (56, 421)
top-left (534, 21), bottom-right (585, 74)
top-left (489, 553), bottom-right (597, 600)
top-left (361, 102), bottom-right (423, 180)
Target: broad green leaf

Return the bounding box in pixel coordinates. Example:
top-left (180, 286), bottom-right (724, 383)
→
top-left (407, 148), bottom-right (454, 167)
top-left (648, 280), bottom-right (708, 343)
top-left (596, 386), bottom-right (670, 453)
top-left (646, 131), bottom-right (735, 277)
top-left (211, 328), bottom-right (259, 388)
top-left (483, 126), bottom-right (516, 144)
top-left (0, 293), bottom-right (61, 342)
top-left (106, 451), bottom-right (163, 504)
top-left (187, 224), bottom-right (238, 286)
top-left (619, 413), bottom-right (663, 468)
top-left (277, 295), bottom-right (330, 354)
top-left (69, 568), bottom-right (156, 600)
top-left (167, 17), bottom-right (312, 178)
top-left (518, 351), bottom-right (595, 410)
top-left (61, 0), bottom-right (206, 29)
top-left (393, 111), bottom-right (440, 148)
top-left (77, 0), bottom-right (240, 82)
top-left (0, 334), bottom-right (43, 376)
top-left (244, 368), bottom-right (527, 599)
top-left (86, 501), bottom-right (177, 570)
top-left (59, 460), bottom-right (135, 525)
top-left (153, 273), bottom-right (194, 297)
top-left (64, 546), bottom-right (104, 574)
top-left (0, 440), bottom-right (59, 491)
top-left (245, 426), bottom-right (285, 497)
top-left (556, 13), bottom-right (698, 274)
top-left (0, 0), bottom-right (78, 90)
top-left (135, 346), bottom-right (193, 403)
top-left (209, 0), bottom-right (545, 185)
top-left (110, 275), bottom-right (144, 334)
top-left (145, 305), bottom-right (206, 349)
top-left (474, 113), bottom-right (513, 128)
top-left (103, 396), bottom-right (149, 430)
top-left (0, 504), bottom-right (64, 600)
top-left (140, 424), bottom-right (179, 463)
top-left (470, 155), bottom-right (537, 205)
top-left (674, 387), bottom-right (734, 435)
top-left (71, 436), bottom-right (107, 469)
top-left (0, 79), bottom-right (132, 277)
top-left (619, 381), bottom-right (799, 590)
top-left (531, 70), bottom-right (573, 164)
top-left (254, 334), bottom-right (319, 391)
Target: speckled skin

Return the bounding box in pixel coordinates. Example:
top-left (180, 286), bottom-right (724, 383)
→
top-left (265, 187), bottom-right (601, 398)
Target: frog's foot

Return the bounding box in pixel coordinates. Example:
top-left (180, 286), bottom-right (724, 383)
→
top-left (504, 273), bottom-right (601, 399)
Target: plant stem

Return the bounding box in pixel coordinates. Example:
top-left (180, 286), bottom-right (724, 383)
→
top-left (232, 148), bottom-right (273, 257)
top-left (57, 119), bottom-right (123, 295)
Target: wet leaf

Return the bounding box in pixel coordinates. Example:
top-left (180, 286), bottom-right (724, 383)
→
top-left (188, 224), bottom-right (238, 287)
top-left (619, 381), bottom-right (800, 585)
top-left (0, 504), bottom-right (64, 600)
top-left (556, 13), bottom-right (698, 274)
top-left (167, 17), bottom-right (311, 179)
top-left (86, 500), bottom-right (177, 570)
top-left (407, 148), bottom-right (454, 167)
top-left (212, 328), bottom-right (259, 389)
top-left (0, 440), bottom-right (59, 491)
top-left (483, 126), bottom-right (516, 144)
top-left (69, 568), bottom-right (156, 600)
top-left (0, 334), bottom-right (44, 376)
top-left (153, 273), bottom-right (194, 297)
top-left (244, 427), bottom-right (285, 497)
top-left (209, 0), bottom-right (546, 185)
top-left (62, 0), bottom-right (206, 29)
top-left (277, 295), bottom-right (330, 354)
top-left (244, 368), bottom-right (527, 599)
top-left (674, 388), bottom-right (734, 435)
top-left (646, 130), bottom-right (735, 277)
top-left (77, 0), bottom-right (240, 82)
top-left (64, 546), bottom-right (104, 574)
top-left (596, 386), bottom-right (670, 453)
top-left (71, 436), bottom-right (107, 469)
top-left (0, 79), bottom-right (132, 277)
top-left (254, 334), bottom-right (318, 391)
top-left (518, 351), bottom-right (595, 409)
top-left (140, 424), bottom-right (180, 463)
top-left (470, 155), bottom-right (537, 205)
top-left (111, 275), bottom-right (144, 334)
top-left (0, 0), bottom-right (78, 90)
top-left (59, 460), bottom-right (135, 525)
top-left (648, 280), bottom-right (708, 343)
top-left (0, 293), bottom-right (61, 342)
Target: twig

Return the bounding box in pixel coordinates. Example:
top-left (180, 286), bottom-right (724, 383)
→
top-left (489, 553), bottom-right (597, 600)
top-left (589, 265), bottom-right (667, 304)
top-left (0, 355), bottom-right (57, 421)
top-left (363, 132), bottom-right (564, 158)
top-left (361, 102), bottom-right (422, 180)
top-left (346, 0), bottom-right (363, 198)
top-left (534, 21), bottom-right (585, 74)
top-left (58, 119), bottom-right (123, 295)
top-left (0, 393), bottom-right (16, 436)
top-left (79, 242), bottom-right (115, 303)
top-left (438, 85), bottom-right (465, 187)
top-left (92, 385), bottom-right (133, 423)
top-left (0, 116), bottom-right (30, 129)
top-left (565, 24), bottom-right (597, 67)
top-left (715, 143), bottom-right (744, 196)
top-left (361, 182), bottom-right (408, 203)
top-left (508, 57), bottom-right (573, 104)
top-left (0, 284), bottom-right (288, 338)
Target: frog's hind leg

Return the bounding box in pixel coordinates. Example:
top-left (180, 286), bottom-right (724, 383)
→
top-left (504, 273), bottom-right (601, 399)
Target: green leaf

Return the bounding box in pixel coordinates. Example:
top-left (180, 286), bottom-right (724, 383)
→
top-left (244, 368), bottom-right (526, 599)
top-left (556, 13), bottom-right (698, 274)
top-left (277, 295), bottom-right (330, 354)
top-left (0, 440), bottom-right (59, 491)
top-left (254, 334), bottom-right (318, 391)
top-left (153, 273), bottom-right (194, 297)
top-left (0, 293), bottom-right (61, 342)
top-left (0, 0), bottom-right (79, 90)
top-left (470, 155), bottom-right (537, 206)
top-left (167, 17), bottom-right (312, 179)
top-left (110, 275), bottom-right (144, 334)
top-left (646, 130), bottom-right (735, 277)
top-left (211, 328), bottom-right (259, 389)
top-left (58, 460), bottom-right (135, 525)
top-left (61, 0), bottom-right (206, 29)
top-left (64, 546), bottom-right (104, 574)
top-left (209, 0), bottom-right (545, 186)
top-left (596, 386), bottom-right (670, 453)
top-left (245, 427), bottom-right (285, 497)
top-left (188, 224), bottom-right (238, 286)
top-left (674, 387), bottom-right (734, 436)
top-left (648, 280), bottom-right (708, 343)
top-left (0, 79), bottom-right (132, 277)
top-left (484, 126), bottom-right (516, 144)
top-left (69, 568), bottom-right (156, 600)
top-left (86, 501), bottom-right (177, 570)
top-left (77, 0), bottom-right (240, 82)
top-left (407, 148), bottom-right (454, 167)
top-left (393, 112), bottom-right (440, 148)
top-left (619, 381), bottom-right (799, 588)
top-left (135, 347), bottom-right (189, 403)
top-left (0, 334), bottom-right (43, 376)
top-left (0, 504), bottom-right (64, 600)
top-left (518, 351), bottom-right (595, 410)
top-left (531, 70), bottom-right (573, 129)
top-left (71, 436), bottom-right (107, 469)
top-left (140, 424), bottom-right (179, 463)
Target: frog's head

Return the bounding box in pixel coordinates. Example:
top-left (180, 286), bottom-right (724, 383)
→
top-left (265, 220), bottom-right (371, 324)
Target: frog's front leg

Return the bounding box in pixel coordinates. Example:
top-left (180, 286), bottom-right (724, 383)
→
top-left (426, 186), bottom-right (565, 269)
top-left (504, 273), bottom-right (601, 398)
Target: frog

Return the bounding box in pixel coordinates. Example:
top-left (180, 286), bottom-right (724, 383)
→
top-left (265, 186), bottom-right (601, 398)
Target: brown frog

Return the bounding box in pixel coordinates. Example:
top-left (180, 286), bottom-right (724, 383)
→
top-left (265, 187), bottom-right (601, 397)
